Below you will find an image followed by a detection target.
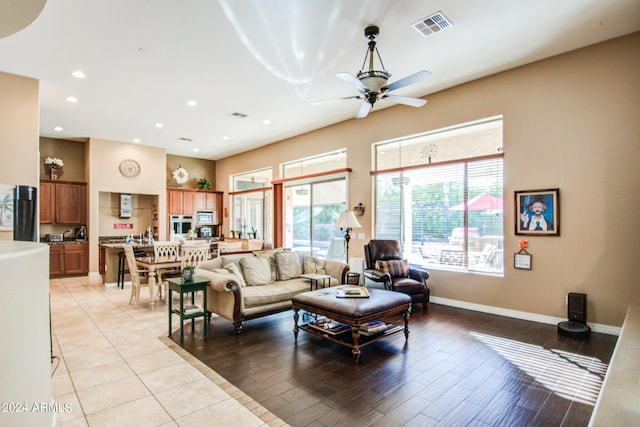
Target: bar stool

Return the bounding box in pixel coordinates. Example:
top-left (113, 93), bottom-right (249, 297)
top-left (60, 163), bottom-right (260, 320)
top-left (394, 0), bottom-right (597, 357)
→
top-left (118, 249), bottom-right (147, 289)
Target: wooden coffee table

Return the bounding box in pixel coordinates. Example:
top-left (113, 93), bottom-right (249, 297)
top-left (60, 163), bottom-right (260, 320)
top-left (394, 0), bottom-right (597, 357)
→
top-left (292, 287), bottom-right (411, 363)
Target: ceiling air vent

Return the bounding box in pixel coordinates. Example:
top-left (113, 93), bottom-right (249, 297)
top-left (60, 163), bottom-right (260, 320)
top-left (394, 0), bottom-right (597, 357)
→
top-left (231, 112), bottom-right (248, 119)
top-left (177, 137), bottom-right (193, 142)
top-left (411, 11), bottom-right (453, 38)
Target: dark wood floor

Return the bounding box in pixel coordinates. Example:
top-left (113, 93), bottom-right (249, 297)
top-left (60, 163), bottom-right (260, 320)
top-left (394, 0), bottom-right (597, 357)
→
top-left (178, 304), bottom-right (616, 427)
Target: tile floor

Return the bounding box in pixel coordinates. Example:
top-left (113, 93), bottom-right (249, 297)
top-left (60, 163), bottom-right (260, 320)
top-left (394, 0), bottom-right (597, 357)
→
top-left (50, 275), bottom-right (288, 427)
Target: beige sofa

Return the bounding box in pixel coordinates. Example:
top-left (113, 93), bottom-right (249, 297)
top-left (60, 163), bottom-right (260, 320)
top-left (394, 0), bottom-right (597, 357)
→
top-left (195, 248), bottom-right (349, 334)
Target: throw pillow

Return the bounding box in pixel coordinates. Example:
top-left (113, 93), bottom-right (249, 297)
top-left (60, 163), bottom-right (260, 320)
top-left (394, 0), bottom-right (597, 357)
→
top-left (252, 249), bottom-right (284, 281)
top-left (275, 252), bottom-right (302, 280)
top-left (223, 262), bottom-right (247, 287)
top-left (375, 259), bottom-right (409, 278)
top-left (240, 256), bottom-right (273, 286)
top-left (303, 255), bottom-right (326, 275)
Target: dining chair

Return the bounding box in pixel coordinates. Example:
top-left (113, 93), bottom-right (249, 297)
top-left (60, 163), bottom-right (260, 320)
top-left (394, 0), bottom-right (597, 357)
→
top-left (123, 245), bottom-right (152, 307)
top-left (153, 241), bottom-right (181, 301)
top-left (181, 242), bottom-right (210, 269)
top-left (218, 241), bottom-right (243, 254)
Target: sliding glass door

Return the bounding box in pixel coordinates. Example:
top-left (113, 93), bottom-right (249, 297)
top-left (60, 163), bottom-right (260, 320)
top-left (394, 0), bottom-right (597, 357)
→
top-left (284, 178), bottom-right (346, 258)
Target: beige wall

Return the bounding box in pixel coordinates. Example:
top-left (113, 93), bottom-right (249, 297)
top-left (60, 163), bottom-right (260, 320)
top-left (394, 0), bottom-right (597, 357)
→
top-left (87, 138), bottom-right (167, 272)
top-left (0, 72), bottom-right (39, 241)
top-left (39, 137), bottom-right (86, 182)
top-left (167, 154), bottom-right (216, 189)
top-left (215, 33), bottom-right (640, 327)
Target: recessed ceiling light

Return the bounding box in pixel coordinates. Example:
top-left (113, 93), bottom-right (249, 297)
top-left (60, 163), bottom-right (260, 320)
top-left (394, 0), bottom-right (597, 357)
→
top-left (186, 100), bottom-right (197, 107)
top-left (262, 119), bottom-right (271, 125)
top-left (193, 148), bottom-right (199, 152)
top-left (222, 136), bottom-right (230, 141)
top-left (66, 96), bottom-right (78, 103)
top-left (133, 138), bottom-right (141, 143)
top-left (71, 70), bottom-right (86, 79)
top-left (155, 123), bottom-right (164, 128)
top-left (54, 126), bottom-right (63, 132)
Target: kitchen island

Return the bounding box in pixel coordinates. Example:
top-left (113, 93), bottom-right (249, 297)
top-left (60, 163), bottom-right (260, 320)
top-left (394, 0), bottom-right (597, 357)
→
top-left (98, 239), bottom-right (154, 286)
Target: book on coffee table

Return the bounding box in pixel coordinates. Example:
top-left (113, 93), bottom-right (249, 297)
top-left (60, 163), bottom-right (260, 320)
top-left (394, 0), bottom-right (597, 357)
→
top-left (336, 286), bottom-right (370, 298)
top-left (308, 319), bottom-right (350, 335)
top-left (358, 320), bottom-right (389, 336)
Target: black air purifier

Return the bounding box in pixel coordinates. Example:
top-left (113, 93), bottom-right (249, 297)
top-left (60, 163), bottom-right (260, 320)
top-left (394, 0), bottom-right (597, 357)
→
top-left (558, 292), bottom-right (591, 339)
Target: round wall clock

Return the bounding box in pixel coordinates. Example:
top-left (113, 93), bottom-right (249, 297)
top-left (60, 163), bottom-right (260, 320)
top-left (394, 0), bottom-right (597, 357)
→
top-left (119, 159), bottom-right (141, 177)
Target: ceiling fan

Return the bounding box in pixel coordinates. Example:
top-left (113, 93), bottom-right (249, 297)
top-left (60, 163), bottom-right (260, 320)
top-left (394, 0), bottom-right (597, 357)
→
top-left (318, 25), bottom-right (431, 119)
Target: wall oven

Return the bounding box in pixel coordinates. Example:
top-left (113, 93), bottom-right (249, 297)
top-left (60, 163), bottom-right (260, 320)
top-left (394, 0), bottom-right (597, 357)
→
top-left (170, 215), bottom-right (193, 239)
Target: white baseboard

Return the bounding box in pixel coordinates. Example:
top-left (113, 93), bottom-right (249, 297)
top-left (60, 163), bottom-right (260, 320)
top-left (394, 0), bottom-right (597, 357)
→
top-left (88, 271), bottom-right (100, 277)
top-left (430, 296), bottom-right (621, 336)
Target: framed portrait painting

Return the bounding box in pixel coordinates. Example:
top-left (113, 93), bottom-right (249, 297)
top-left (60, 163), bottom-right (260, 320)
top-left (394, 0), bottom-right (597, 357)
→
top-left (515, 188), bottom-right (559, 236)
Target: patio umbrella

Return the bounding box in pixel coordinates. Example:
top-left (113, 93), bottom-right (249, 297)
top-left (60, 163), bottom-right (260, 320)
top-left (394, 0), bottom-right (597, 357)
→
top-left (449, 194), bottom-right (503, 211)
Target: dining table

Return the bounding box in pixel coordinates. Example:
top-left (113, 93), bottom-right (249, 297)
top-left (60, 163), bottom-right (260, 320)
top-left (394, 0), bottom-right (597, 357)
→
top-left (135, 255), bottom-right (182, 309)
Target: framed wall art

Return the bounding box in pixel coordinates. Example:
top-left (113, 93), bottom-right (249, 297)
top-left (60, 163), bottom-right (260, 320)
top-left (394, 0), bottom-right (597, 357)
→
top-left (515, 188), bottom-right (559, 236)
top-left (0, 184), bottom-right (14, 232)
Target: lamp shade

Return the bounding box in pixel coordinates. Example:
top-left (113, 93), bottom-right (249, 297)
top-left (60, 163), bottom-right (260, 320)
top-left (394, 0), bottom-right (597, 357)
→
top-left (335, 211), bottom-right (362, 230)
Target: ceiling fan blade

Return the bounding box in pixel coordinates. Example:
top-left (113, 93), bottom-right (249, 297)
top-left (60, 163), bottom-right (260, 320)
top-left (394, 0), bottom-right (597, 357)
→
top-left (383, 70), bottom-right (432, 92)
top-left (337, 72), bottom-right (369, 93)
top-left (355, 101), bottom-right (372, 119)
top-left (309, 95), bottom-right (362, 106)
top-left (384, 94), bottom-right (427, 107)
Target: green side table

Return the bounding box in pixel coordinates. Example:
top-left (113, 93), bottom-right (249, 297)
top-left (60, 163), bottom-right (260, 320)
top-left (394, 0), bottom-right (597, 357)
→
top-left (166, 276), bottom-right (209, 344)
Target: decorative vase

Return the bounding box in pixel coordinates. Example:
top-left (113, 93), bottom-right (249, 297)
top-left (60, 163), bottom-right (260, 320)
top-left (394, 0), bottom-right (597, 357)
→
top-left (50, 166), bottom-right (58, 180)
top-left (182, 268), bottom-right (194, 282)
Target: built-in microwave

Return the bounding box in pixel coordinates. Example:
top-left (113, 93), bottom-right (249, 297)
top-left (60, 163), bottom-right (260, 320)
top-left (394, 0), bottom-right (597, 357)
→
top-left (196, 211), bottom-right (216, 225)
top-left (170, 215), bottom-right (193, 239)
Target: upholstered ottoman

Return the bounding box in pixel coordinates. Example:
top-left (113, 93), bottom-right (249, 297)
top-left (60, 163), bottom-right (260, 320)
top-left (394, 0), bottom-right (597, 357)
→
top-left (292, 287), bottom-right (411, 362)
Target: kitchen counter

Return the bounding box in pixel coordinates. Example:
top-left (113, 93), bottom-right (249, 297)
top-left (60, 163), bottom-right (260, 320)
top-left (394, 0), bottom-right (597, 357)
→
top-left (43, 240), bottom-right (88, 245)
top-left (98, 242), bottom-right (153, 249)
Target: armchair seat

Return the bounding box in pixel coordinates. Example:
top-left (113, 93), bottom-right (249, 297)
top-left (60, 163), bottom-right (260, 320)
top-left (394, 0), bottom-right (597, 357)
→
top-left (364, 240), bottom-right (430, 311)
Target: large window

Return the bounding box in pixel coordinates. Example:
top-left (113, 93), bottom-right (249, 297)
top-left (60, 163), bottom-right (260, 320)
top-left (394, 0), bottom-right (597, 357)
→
top-left (230, 168), bottom-right (273, 245)
top-left (281, 150), bottom-right (349, 259)
top-left (373, 117), bottom-right (504, 274)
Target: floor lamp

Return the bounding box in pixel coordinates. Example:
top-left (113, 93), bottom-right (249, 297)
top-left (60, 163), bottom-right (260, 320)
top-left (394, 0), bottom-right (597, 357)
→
top-left (335, 211), bottom-right (362, 264)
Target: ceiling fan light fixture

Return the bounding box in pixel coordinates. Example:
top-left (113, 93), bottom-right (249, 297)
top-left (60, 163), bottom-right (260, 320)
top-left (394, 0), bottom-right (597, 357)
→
top-left (356, 70), bottom-right (391, 92)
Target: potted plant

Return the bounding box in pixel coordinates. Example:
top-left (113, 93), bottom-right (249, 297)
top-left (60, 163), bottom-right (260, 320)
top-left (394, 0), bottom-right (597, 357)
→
top-left (197, 177), bottom-right (211, 189)
top-left (250, 227), bottom-right (258, 239)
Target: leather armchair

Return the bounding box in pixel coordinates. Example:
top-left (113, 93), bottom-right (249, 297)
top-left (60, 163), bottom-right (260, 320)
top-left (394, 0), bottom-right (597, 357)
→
top-left (364, 240), bottom-right (430, 311)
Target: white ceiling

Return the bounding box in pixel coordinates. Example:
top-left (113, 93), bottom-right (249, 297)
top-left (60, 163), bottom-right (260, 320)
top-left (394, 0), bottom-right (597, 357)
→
top-left (1, 0), bottom-right (639, 160)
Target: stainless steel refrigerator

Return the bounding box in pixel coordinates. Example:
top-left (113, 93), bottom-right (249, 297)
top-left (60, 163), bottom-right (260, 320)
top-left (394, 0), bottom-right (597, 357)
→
top-left (13, 185), bottom-right (38, 242)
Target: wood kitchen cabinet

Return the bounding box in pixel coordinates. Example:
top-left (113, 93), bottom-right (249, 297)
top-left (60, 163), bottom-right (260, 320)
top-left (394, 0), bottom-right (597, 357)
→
top-left (49, 243), bottom-right (88, 277)
top-left (168, 188), bottom-right (221, 217)
top-left (40, 182), bottom-right (54, 224)
top-left (40, 180), bottom-right (87, 225)
top-left (63, 244), bottom-right (88, 274)
top-left (49, 245), bottom-right (64, 276)
top-left (168, 188), bottom-right (194, 215)
top-left (194, 191), bottom-right (214, 211)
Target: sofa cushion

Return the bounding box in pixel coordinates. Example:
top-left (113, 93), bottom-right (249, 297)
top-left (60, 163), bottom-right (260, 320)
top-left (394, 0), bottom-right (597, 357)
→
top-left (253, 248), bottom-right (285, 281)
top-left (275, 252), bottom-right (302, 280)
top-left (220, 254), bottom-right (247, 269)
top-left (375, 259), bottom-right (409, 278)
top-left (240, 256), bottom-right (274, 286)
top-left (198, 257), bottom-right (222, 271)
top-left (223, 262), bottom-right (247, 287)
top-left (243, 278), bottom-right (309, 307)
top-left (303, 255), bottom-right (326, 275)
